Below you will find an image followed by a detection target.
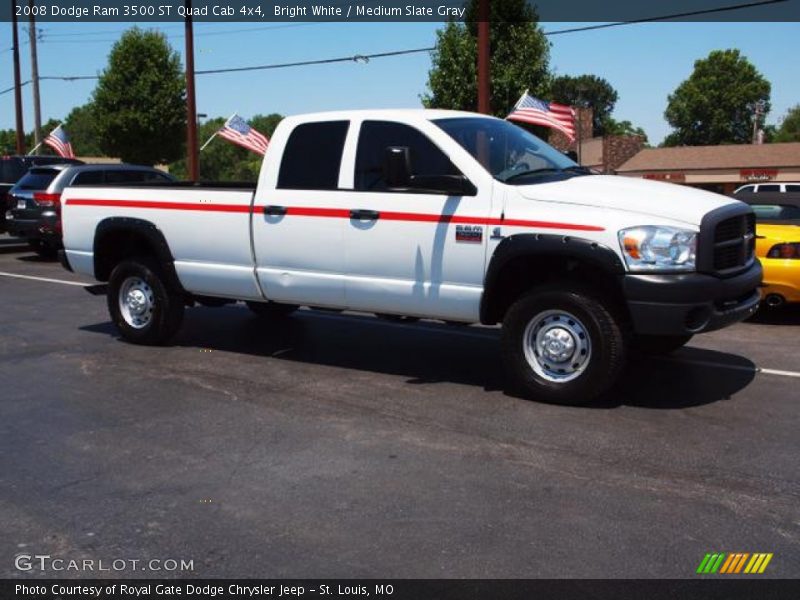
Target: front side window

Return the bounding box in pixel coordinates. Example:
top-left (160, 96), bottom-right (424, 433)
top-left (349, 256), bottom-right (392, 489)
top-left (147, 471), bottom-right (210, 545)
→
top-left (354, 121), bottom-right (458, 192)
top-left (278, 121), bottom-right (349, 190)
top-left (433, 117), bottom-right (587, 184)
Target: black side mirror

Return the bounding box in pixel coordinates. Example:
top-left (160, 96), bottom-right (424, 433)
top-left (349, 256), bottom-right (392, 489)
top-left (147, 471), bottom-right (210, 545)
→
top-left (384, 146), bottom-right (412, 188)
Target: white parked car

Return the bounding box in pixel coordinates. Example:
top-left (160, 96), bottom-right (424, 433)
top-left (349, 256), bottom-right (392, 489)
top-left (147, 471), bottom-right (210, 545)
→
top-left (60, 110), bottom-right (762, 405)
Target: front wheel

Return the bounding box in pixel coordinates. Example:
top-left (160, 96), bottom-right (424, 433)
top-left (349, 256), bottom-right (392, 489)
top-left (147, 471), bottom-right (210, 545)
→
top-left (107, 258), bottom-right (185, 345)
top-left (501, 285), bottom-right (627, 405)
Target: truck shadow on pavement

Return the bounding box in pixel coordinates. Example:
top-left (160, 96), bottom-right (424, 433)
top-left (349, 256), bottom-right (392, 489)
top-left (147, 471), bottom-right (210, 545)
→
top-left (745, 306), bottom-right (800, 326)
top-left (82, 305), bottom-right (757, 409)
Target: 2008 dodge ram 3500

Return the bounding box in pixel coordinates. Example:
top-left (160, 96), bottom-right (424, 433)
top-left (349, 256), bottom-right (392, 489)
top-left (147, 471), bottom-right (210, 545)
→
top-left (60, 110), bottom-right (762, 405)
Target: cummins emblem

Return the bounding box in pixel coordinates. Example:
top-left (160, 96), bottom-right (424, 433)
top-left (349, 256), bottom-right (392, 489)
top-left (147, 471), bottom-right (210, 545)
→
top-left (455, 225), bottom-right (483, 243)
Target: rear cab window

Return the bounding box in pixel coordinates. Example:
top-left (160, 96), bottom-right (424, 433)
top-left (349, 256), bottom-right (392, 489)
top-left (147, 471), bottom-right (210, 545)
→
top-left (278, 121), bottom-right (349, 190)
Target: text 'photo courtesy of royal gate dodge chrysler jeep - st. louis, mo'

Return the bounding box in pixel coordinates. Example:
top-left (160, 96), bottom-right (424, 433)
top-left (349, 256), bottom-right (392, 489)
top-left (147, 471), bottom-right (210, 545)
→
top-left (59, 109), bottom-right (762, 406)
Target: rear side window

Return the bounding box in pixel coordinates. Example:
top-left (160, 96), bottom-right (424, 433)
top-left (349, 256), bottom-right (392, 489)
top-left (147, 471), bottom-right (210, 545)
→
top-left (105, 170), bottom-right (150, 184)
top-left (15, 168), bottom-right (58, 191)
top-left (72, 171), bottom-right (104, 185)
top-left (757, 184), bottom-right (780, 192)
top-left (786, 185), bottom-right (800, 193)
top-left (355, 121), bottom-right (458, 191)
top-left (278, 121), bottom-right (349, 190)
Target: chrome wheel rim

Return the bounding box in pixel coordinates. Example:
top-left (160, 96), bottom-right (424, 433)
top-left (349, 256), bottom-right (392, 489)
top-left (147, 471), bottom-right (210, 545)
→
top-left (523, 310), bottom-right (591, 383)
top-left (118, 276), bottom-right (155, 329)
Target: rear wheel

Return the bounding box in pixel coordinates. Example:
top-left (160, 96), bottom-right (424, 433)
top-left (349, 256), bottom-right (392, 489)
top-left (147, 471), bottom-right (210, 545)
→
top-left (107, 258), bottom-right (184, 345)
top-left (501, 284), bottom-right (627, 405)
top-left (633, 334), bottom-right (692, 356)
top-left (246, 301), bottom-right (298, 318)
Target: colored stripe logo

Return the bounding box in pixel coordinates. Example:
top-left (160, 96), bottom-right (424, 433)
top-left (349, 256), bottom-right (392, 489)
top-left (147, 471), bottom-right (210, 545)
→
top-left (696, 552), bottom-right (773, 574)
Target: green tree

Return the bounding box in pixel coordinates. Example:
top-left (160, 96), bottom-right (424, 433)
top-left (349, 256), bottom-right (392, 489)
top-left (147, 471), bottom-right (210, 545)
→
top-left (603, 117), bottom-right (648, 143)
top-left (92, 28), bottom-right (186, 164)
top-left (550, 74), bottom-right (618, 136)
top-left (64, 103), bottom-right (103, 156)
top-left (422, 0), bottom-right (550, 117)
top-left (169, 114), bottom-right (283, 181)
top-left (773, 104), bottom-right (800, 142)
top-left (663, 49), bottom-right (770, 146)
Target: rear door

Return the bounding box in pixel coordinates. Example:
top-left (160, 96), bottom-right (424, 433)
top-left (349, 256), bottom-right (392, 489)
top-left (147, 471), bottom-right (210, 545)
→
top-left (341, 119), bottom-right (493, 322)
top-left (251, 119), bottom-right (351, 307)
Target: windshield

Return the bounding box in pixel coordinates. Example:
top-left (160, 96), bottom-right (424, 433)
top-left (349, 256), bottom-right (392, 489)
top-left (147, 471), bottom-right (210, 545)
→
top-left (433, 117), bottom-right (586, 184)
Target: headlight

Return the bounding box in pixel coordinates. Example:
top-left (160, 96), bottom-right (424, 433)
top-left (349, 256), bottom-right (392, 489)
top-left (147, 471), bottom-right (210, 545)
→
top-left (619, 226), bottom-right (697, 272)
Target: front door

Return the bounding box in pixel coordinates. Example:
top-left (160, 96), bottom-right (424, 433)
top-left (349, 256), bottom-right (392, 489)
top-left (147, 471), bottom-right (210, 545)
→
top-left (342, 120), bottom-right (494, 322)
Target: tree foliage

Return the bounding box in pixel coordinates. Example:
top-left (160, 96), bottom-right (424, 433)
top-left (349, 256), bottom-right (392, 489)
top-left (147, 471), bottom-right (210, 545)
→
top-left (663, 49), bottom-right (770, 146)
top-left (773, 104), bottom-right (800, 143)
top-left (64, 103), bottom-right (103, 156)
top-left (603, 117), bottom-right (648, 142)
top-left (169, 114), bottom-right (283, 182)
top-left (550, 74), bottom-right (618, 136)
top-left (92, 28), bottom-right (186, 165)
top-left (422, 0), bottom-right (550, 117)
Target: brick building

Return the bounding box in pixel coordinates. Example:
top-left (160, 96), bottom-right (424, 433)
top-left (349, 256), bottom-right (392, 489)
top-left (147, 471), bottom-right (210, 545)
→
top-left (615, 143), bottom-right (800, 194)
top-left (548, 107), bottom-right (645, 173)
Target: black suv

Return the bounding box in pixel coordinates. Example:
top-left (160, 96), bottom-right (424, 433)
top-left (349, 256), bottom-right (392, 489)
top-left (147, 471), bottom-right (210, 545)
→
top-left (1, 155), bottom-right (84, 232)
top-left (7, 163), bottom-right (174, 256)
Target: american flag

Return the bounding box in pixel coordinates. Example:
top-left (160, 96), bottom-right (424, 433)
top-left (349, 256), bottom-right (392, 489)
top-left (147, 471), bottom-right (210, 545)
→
top-left (44, 125), bottom-right (75, 158)
top-left (507, 92), bottom-right (576, 142)
top-left (217, 114), bottom-right (269, 155)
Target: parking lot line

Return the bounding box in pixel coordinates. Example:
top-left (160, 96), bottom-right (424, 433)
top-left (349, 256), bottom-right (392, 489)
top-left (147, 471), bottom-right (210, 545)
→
top-left (0, 270), bottom-right (90, 287)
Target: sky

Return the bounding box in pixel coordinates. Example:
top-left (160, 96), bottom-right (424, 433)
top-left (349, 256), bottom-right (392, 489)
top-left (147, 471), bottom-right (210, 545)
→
top-left (1, 20), bottom-right (798, 145)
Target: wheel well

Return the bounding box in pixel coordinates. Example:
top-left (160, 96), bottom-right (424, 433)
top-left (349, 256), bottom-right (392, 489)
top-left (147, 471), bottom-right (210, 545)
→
top-left (480, 253), bottom-right (628, 325)
top-left (93, 220), bottom-right (182, 292)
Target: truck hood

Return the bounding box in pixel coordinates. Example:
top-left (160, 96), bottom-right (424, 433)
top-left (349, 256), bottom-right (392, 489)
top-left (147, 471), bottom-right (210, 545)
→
top-left (515, 175), bottom-right (740, 227)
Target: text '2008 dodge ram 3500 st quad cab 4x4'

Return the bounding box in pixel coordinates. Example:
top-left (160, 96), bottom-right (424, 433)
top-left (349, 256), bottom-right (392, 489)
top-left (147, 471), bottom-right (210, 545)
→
top-left (59, 110), bottom-right (762, 405)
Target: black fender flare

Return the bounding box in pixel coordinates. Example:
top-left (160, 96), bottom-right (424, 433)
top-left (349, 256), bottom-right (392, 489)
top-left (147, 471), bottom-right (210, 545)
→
top-left (93, 217), bottom-right (183, 292)
top-left (479, 233), bottom-right (625, 324)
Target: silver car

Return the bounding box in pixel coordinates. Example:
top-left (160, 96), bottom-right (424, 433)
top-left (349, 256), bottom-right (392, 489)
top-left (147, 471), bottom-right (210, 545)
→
top-left (6, 163), bottom-right (174, 257)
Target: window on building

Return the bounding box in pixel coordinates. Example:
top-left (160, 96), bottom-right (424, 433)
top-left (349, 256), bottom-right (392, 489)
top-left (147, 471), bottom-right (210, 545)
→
top-left (278, 121), bottom-right (349, 190)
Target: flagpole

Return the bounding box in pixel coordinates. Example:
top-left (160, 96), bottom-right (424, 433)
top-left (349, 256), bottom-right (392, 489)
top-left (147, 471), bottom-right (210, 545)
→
top-left (27, 141), bottom-right (43, 155)
top-left (201, 113), bottom-right (236, 152)
top-left (199, 131), bottom-right (218, 152)
top-left (576, 109), bottom-right (582, 166)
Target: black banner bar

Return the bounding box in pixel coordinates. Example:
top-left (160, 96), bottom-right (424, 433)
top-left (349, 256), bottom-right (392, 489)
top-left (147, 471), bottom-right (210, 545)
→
top-left (3, 580), bottom-right (800, 600)
top-left (1, 0), bottom-right (799, 23)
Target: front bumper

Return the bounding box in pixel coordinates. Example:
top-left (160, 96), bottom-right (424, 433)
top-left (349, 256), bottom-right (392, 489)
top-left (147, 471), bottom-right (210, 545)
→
top-left (623, 261), bottom-right (762, 336)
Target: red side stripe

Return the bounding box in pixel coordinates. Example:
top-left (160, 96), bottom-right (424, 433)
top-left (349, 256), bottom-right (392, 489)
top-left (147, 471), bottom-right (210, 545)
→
top-left (65, 198), bottom-right (604, 232)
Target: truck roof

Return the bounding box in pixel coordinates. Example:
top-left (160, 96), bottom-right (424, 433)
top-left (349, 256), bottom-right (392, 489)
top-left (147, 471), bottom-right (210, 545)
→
top-left (285, 108), bottom-right (498, 123)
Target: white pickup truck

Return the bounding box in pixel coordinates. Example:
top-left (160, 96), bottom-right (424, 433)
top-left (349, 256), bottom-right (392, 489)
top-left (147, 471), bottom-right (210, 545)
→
top-left (60, 109), bottom-right (761, 405)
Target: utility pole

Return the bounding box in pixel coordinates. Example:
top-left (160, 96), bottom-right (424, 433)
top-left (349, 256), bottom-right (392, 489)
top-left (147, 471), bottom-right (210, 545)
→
top-left (477, 0), bottom-right (490, 115)
top-left (28, 0), bottom-right (42, 151)
top-left (184, 0), bottom-right (199, 181)
top-left (11, 0), bottom-right (26, 155)
top-left (752, 100), bottom-right (765, 145)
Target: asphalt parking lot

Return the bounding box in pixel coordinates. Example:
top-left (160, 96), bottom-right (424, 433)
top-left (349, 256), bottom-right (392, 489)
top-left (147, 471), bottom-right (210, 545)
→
top-left (1, 233), bottom-right (798, 579)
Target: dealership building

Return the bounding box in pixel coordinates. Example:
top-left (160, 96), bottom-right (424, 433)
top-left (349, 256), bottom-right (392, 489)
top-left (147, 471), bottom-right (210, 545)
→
top-left (615, 142), bottom-right (800, 194)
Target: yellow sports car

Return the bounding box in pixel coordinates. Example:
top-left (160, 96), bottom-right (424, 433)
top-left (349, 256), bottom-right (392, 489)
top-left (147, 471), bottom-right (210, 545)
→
top-left (734, 193), bottom-right (800, 308)
top-left (755, 223), bottom-right (800, 308)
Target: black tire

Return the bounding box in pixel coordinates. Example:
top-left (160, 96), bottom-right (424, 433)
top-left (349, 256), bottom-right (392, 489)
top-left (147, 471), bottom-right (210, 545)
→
top-left (107, 258), bottom-right (184, 345)
top-left (633, 334), bottom-right (692, 356)
top-left (246, 300), bottom-right (298, 318)
top-left (28, 239), bottom-right (57, 259)
top-left (501, 284), bottom-right (627, 406)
